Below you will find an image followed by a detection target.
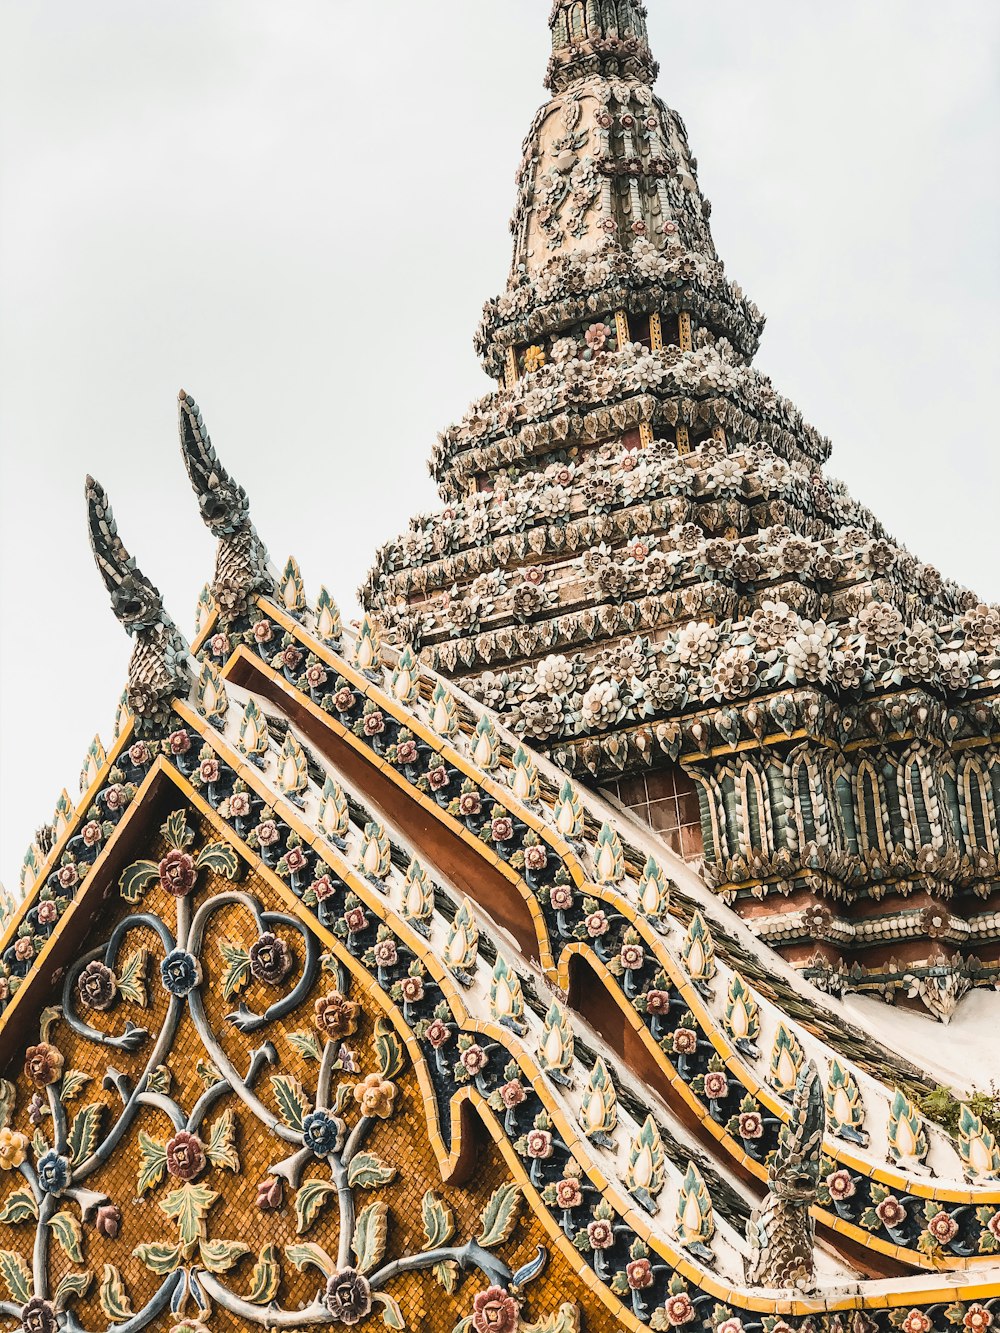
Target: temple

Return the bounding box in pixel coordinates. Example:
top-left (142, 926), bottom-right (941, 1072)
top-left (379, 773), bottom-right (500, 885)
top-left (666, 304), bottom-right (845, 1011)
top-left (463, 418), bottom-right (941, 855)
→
top-left (1, 5), bottom-right (999, 1333)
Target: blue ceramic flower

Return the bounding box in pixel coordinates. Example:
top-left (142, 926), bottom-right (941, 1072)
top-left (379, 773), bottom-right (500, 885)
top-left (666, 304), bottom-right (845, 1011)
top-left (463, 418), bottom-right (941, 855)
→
top-left (160, 949), bottom-right (202, 997)
top-left (302, 1109), bottom-right (346, 1158)
top-left (36, 1149), bottom-right (70, 1195)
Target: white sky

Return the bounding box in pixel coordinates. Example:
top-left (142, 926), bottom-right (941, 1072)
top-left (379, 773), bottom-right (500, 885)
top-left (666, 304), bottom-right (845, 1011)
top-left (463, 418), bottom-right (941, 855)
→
top-left (1, 1), bottom-right (998, 889)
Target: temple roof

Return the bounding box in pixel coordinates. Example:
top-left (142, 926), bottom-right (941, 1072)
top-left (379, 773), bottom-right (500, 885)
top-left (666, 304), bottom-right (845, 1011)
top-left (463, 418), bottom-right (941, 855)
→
top-left (2, 392), bottom-right (1000, 1331)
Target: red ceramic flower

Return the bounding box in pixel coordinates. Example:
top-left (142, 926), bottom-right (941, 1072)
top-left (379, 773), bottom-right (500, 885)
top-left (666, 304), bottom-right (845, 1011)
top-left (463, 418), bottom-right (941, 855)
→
top-left (158, 850), bottom-right (197, 897)
top-left (927, 1210), bottom-right (958, 1246)
top-left (964, 1307), bottom-right (993, 1333)
top-left (901, 1312), bottom-right (932, 1333)
top-left (587, 1218), bottom-right (614, 1250)
top-left (471, 1286), bottom-right (519, 1333)
top-left (165, 1131), bottom-right (206, 1181)
top-left (626, 1258), bottom-right (654, 1290)
top-left (662, 1293), bottom-right (695, 1326)
top-left (554, 1177), bottom-right (583, 1209)
top-left (425, 1018), bottom-right (451, 1049)
top-left (875, 1195), bottom-right (907, 1229)
top-left (314, 992), bottom-right (359, 1039)
top-left (24, 1043), bottom-right (64, 1088)
top-left (825, 1169), bottom-right (856, 1201)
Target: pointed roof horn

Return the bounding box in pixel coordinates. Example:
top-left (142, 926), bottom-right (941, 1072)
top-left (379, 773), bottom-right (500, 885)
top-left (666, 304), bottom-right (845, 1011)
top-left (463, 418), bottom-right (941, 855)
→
top-left (86, 475), bottom-right (170, 636)
top-left (177, 390), bottom-right (274, 620)
top-left (85, 475), bottom-right (190, 732)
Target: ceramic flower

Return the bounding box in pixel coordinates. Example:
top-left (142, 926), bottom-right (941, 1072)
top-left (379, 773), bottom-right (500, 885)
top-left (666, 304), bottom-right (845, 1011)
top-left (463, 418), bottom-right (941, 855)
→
top-left (20, 1300), bottom-right (57, 1333)
top-left (77, 960), bottom-right (118, 1011)
top-left (314, 992), bottom-right (359, 1039)
top-left (302, 1109), bottom-right (347, 1158)
top-left (158, 850), bottom-right (197, 897)
top-left (0, 1128), bottom-right (29, 1170)
top-left (24, 1043), bottom-right (64, 1088)
top-left (165, 1131), bottom-right (206, 1182)
top-left (322, 1269), bottom-right (372, 1326)
top-left (249, 932), bottom-right (293, 986)
top-left (471, 1286), bottom-right (519, 1333)
top-left (160, 950), bottom-right (202, 997)
top-left (353, 1074), bottom-right (397, 1119)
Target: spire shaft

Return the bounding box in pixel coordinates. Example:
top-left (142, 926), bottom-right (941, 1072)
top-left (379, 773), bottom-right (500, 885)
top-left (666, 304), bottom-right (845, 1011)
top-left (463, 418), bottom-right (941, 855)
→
top-left (547, 0), bottom-right (658, 92)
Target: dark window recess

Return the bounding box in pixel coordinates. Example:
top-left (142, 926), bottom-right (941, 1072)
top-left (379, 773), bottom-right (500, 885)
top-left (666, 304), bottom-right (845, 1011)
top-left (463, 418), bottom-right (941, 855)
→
top-left (661, 312), bottom-right (681, 347)
top-left (621, 427), bottom-right (643, 451)
top-left (475, 476), bottom-right (495, 494)
top-left (604, 766), bottom-right (704, 860)
top-left (627, 312), bottom-right (652, 349)
top-left (688, 423), bottom-right (715, 448)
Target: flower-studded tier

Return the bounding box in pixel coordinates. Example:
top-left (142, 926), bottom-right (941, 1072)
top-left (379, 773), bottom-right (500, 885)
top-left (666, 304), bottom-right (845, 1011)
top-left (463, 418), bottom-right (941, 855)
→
top-left (362, 3), bottom-right (999, 1003)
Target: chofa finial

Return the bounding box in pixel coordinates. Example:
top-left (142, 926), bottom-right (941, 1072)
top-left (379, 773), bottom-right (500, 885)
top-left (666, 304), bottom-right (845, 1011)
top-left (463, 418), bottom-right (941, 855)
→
top-left (177, 390), bottom-right (274, 621)
top-left (85, 476), bottom-right (190, 735)
top-left (745, 1060), bottom-right (824, 1291)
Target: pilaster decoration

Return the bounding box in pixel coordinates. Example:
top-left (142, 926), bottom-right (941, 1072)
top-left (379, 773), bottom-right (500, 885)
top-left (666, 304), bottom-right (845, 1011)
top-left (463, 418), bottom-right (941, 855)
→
top-left (85, 477), bottom-right (190, 736)
top-left (745, 1062), bottom-right (824, 1291)
top-left (177, 390), bottom-right (274, 621)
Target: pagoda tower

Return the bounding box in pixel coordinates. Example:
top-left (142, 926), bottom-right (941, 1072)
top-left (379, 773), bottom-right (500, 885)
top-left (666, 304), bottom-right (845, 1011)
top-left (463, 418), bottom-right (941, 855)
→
top-left (363, 1), bottom-right (1000, 1017)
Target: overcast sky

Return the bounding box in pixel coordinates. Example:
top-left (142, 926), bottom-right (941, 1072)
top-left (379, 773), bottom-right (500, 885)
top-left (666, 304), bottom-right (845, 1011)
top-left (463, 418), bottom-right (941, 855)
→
top-left (1, 1), bottom-right (998, 890)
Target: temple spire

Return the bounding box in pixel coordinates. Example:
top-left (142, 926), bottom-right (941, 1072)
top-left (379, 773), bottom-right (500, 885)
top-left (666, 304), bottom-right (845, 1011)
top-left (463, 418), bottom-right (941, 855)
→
top-left (546, 0), bottom-right (658, 92)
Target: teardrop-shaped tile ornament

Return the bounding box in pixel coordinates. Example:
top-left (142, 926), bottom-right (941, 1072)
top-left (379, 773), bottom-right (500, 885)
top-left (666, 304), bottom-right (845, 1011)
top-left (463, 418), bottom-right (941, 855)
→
top-left (581, 1057), bottom-right (618, 1146)
top-left (490, 957), bottom-right (526, 1035)
top-left (19, 846), bottom-right (41, 896)
top-left (682, 911), bottom-right (716, 985)
top-left (553, 779), bottom-right (584, 842)
top-left (887, 1090), bottom-right (929, 1166)
top-left (358, 821), bottom-right (391, 882)
top-left (238, 699), bottom-right (270, 762)
top-left (275, 732), bottom-right (309, 801)
top-left (318, 777), bottom-right (350, 845)
top-left (315, 587), bottom-right (343, 645)
top-left (81, 735), bottom-right (107, 792)
top-left (280, 556), bottom-right (306, 614)
top-left (723, 974), bottom-right (760, 1056)
top-left (400, 858), bottom-right (434, 936)
top-left (430, 682), bottom-right (459, 740)
top-left (444, 899), bottom-right (479, 985)
top-left (591, 822), bottom-right (625, 885)
top-left (52, 790), bottom-right (75, 838)
top-left (957, 1104), bottom-right (1000, 1180)
top-left (825, 1060), bottom-right (869, 1147)
top-left (390, 646), bottom-right (420, 707)
top-left (113, 691), bottom-right (132, 741)
top-left (769, 1024), bottom-right (805, 1099)
top-left (538, 1002), bottom-right (574, 1085)
top-left (674, 1162), bottom-right (715, 1252)
top-left (195, 660), bottom-right (228, 726)
top-left (352, 614), bottom-right (382, 674)
top-left (625, 1115), bottom-right (665, 1214)
top-left (638, 856), bottom-right (671, 922)
top-left (472, 714), bottom-right (501, 772)
top-left (509, 745), bottom-right (539, 804)
top-left (194, 582), bottom-right (215, 635)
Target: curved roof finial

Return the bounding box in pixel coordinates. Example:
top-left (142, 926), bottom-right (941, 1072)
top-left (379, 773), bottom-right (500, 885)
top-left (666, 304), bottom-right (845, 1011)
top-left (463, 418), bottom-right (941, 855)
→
top-left (177, 390), bottom-right (274, 621)
top-left (85, 476), bottom-right (190, 734)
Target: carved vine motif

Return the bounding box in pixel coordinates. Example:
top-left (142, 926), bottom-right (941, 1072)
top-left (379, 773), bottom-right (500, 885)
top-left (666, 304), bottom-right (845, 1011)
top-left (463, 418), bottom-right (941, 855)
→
top-left (0, 812), bottom-right (554, 1333)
